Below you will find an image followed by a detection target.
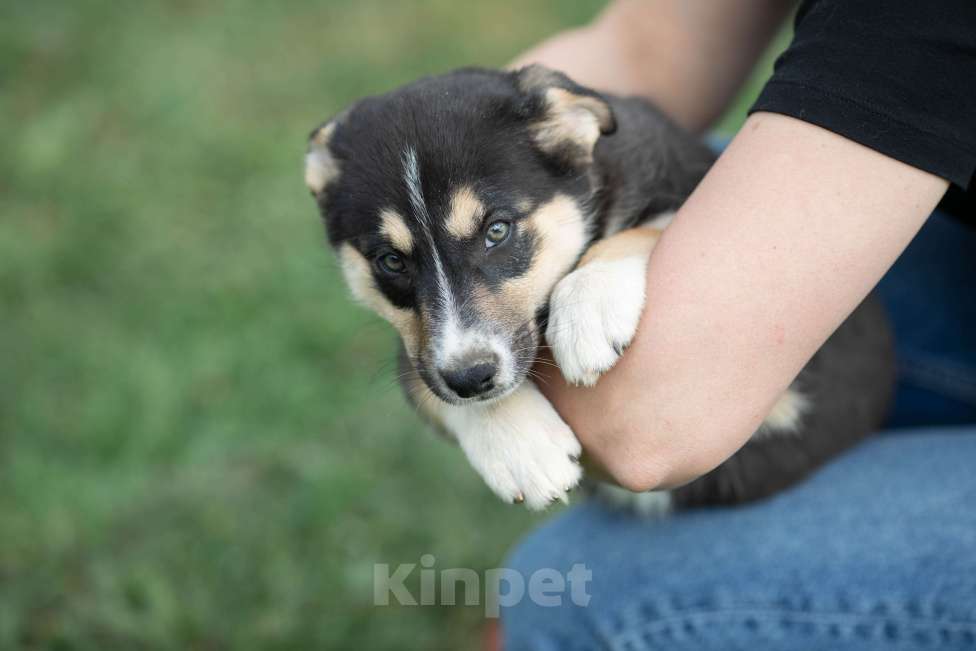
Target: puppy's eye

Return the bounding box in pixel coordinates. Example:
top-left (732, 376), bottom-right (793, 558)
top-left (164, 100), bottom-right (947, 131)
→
top-left (377, 252), bottom-right (406, 274)
top-left (485, 220), bottom-right (511, 248)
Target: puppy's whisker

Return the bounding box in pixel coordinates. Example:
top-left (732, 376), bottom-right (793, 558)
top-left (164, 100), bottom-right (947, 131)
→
top-left (525, 369), bottom-right (550, 387)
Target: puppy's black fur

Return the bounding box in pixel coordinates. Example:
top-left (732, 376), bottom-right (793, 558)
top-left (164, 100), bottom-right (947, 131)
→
top-left (307, 66), bottom-right (895, 509)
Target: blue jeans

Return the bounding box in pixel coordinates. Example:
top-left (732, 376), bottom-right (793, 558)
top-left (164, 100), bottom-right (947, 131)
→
top-left (501, 211), bottom-right (976, 650)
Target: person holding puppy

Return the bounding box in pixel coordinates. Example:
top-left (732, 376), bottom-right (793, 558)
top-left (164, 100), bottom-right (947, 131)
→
top-left (503, 0), bottom-right (976, 647)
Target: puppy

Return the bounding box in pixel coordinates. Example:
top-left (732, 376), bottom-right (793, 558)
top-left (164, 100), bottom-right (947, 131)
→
top-left (304, 66), bottom-right (894, 512)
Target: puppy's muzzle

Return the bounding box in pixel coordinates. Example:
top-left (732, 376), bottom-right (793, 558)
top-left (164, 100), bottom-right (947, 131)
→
top-left (438, 356), bottom-right (499, 399)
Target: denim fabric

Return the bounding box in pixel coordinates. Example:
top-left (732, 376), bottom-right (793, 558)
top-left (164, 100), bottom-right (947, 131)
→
top-left (501, 211), bottom-right (976, 650)
top-left (502, 431), bottom-right (976, 651)
top-left (876, 213), bottom-right (976, 428)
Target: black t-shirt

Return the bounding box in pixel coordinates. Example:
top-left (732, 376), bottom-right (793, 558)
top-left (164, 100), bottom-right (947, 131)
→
top-left (750, 0), bottom-right (975, 221)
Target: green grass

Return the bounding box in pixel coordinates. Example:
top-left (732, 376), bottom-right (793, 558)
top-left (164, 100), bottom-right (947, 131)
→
top-left (0, 2), bottom-right (787, 648)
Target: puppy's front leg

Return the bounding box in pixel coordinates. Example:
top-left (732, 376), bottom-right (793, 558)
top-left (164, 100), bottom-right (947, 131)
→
top-left (400, 354), bottom-right (582, 509)
top-left (443, 382), bottom-right (583, 510)
top-left (546, 224), bottom-right (662, 386)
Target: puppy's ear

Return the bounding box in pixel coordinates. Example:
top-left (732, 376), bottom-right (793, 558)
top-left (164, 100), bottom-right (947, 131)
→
top-left (305, 119), bottom-right (341, 198)
top-left (515, 64), bottom-right (616, 167)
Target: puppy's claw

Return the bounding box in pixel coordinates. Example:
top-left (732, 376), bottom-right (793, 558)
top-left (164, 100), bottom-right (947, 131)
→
top-left (513, 493), bottom-right (524, 504)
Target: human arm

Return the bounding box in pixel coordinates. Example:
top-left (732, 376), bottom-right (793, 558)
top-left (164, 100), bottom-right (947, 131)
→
top-left (512, 0), bottom-right (794, 132)
top-left (534, 111), bottom-right (948, 491)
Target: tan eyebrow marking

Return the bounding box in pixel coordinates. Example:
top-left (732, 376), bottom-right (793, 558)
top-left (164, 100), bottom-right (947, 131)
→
top-left (446, 186), bottom-right (484, 239)
top-left (379, 208), bottom-right (414, 254)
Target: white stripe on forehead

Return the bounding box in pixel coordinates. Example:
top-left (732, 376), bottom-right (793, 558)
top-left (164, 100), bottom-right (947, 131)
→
top-left (403, 148), bottom-right (432, 234)
top-left (402, 148), bottom-right (504, 371)
top-left (403, 148), bottom-right (456, 318)
top-left (402, 147), bottom-right (513, 380)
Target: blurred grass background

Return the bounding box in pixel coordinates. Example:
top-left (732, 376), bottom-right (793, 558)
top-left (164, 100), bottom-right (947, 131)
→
top-left (0, 2), bottom-right (787, 648)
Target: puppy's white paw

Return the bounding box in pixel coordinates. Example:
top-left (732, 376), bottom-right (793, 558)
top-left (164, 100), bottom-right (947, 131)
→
top-left (546, 256), bottom-right (648, 386)
top-left (445, 383), bottom-right (582, 510)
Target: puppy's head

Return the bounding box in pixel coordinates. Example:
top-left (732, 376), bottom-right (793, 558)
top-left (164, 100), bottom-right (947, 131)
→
top-left (305, 66), bottom-right (615, 404)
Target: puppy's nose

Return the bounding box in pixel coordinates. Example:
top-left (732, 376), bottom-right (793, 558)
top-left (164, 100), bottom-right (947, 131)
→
top-left (440, 362), bottom-right (498, 399)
